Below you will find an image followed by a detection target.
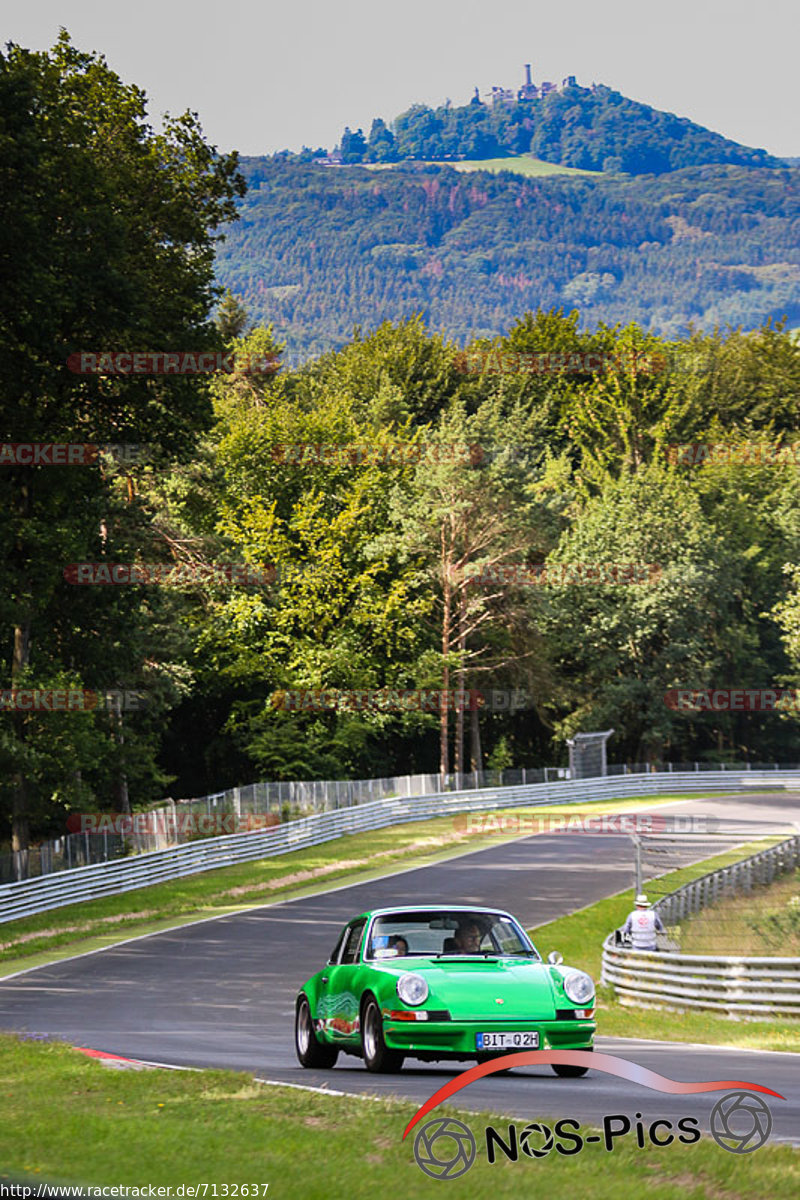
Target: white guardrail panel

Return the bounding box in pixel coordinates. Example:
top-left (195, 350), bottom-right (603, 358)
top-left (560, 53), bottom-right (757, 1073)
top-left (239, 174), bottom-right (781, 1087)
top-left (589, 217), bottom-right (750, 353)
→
top-left (2, 770), bottom-right (799, 926)
top-left (601, 833), bottom-right (800, 1016)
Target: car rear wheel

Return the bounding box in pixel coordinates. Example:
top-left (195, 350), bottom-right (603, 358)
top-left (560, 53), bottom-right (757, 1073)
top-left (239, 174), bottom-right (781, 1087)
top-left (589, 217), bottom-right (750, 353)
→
top-left (551, 1047), bottom-right (592, 1078)
top-left (295, 996), bottom-right (339, 1068)
top-left (361, 998), bottom-right (405, 1073)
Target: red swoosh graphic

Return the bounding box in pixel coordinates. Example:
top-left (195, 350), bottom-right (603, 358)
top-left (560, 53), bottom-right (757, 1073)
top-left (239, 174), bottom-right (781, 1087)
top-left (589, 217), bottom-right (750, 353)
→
top-left (402, 1050), bottom-right (785, 1139)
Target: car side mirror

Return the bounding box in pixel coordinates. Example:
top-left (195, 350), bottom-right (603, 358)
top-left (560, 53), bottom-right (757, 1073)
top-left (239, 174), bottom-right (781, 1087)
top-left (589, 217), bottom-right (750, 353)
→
top-left (547, 951), bottom-right (563, 965)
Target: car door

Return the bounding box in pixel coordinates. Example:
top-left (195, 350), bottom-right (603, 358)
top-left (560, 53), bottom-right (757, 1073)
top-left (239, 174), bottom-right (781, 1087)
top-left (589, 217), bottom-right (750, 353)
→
top-left (318, 918), bottom-right (366, 1044)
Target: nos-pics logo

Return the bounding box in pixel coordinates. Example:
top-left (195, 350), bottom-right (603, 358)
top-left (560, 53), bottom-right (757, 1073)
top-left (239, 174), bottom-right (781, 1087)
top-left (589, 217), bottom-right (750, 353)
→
top-left (406, 1051), bottom-right (782, 1179)
top-left (413, 1118), bottom-right (476, 1180)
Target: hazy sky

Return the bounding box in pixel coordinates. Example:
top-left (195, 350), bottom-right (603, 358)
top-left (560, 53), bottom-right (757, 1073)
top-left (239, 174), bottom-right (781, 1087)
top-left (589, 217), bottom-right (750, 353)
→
top-left (4, 0), bottom-right (798, 158)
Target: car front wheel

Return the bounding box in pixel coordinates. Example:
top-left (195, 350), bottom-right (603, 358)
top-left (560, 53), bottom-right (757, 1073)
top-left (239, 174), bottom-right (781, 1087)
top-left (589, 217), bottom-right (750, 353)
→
top-left (361, 998), bottom-right (405, 1073)
top-left (551, 1047), bottom-right (592, 1078)
top-left (295, 996), bottom-right (339, 1069)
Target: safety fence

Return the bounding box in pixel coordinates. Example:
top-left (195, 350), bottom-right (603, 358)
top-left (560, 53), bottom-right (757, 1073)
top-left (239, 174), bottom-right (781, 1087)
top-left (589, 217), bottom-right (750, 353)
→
top-left (601, 835), bottom-right (800, 1017)
top-left (2, 758), bottom-right (793, 885)
top-left (0, 766), bottom-right (566, 884)
top-left (2, 769), bottom-right (798, 926)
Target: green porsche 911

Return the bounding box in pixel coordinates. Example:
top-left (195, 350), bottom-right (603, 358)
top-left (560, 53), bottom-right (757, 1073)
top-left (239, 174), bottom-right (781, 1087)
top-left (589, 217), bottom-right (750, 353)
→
top-left (295, 905), bottom-right (595, 1074)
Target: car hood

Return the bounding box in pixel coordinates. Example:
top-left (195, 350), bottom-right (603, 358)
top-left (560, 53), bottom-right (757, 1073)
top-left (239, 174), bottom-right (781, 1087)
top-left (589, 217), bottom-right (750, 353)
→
top-left (379, 958), bottom-right (558, 1020)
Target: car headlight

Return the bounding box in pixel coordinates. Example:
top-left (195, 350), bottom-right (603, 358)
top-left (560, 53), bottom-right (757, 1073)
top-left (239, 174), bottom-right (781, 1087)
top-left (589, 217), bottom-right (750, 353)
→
top-left (563, 971), bottom-right (594, 1006)
top-left (396, 973), bottom-right (429, 1006)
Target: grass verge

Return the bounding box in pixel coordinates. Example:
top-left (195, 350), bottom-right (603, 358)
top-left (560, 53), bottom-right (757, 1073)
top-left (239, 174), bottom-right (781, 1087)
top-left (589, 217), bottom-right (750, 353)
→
top-left (529, 838), bottom-right (800, 1052)
top-left (0, 1034), bottom-right (796, 1195)
top-left (443, 154), bottom-right (601, 177)
top-left (0, 794), bottom-right (713, 973)
top-left (364, 154), bottom-right (603, 177)
top-left (678, 868), bottom-right (800, 956)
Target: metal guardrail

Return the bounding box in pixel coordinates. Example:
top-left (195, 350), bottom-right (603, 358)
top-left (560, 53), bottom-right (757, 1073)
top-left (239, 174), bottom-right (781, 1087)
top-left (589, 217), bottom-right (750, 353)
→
top-left (1, 765), bottom-right (572, 884)
top-left (600, 944), bottom-right (800, 1017)
top-left (655, 836), bottom-right (800, 924)
top-left (5, 759), bottom-right (796, 885)
top-left (601, 835), bottom-right (800, 1017)
top-left (2, 769), bottom-right (798, 927)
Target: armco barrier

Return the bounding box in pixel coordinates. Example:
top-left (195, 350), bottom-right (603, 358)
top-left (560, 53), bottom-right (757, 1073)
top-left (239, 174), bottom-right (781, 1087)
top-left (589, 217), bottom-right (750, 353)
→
top-left (1, 764), bottom-right (568, 884)
top-left (5, 760), bottom-right (794, 884)
top-left (600, 944), bottom-right (800, 1017)
top-left (2, 770), bottom-right (799, 926)
top-left (601, 834), bottom-right (800, 1017)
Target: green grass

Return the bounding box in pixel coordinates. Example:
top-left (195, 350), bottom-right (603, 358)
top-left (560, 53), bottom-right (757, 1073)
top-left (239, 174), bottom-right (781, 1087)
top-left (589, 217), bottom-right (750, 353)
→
top-left (364, 154), bottom-right (601, 177)
top-left (0, 794), bottom-right (714, 972)
top-left (446, 154), bottom-right (602, 177)
top-left (0, 1034), bottom-right (797, 1194)
top-left (530, 837), bottom-right (800, 1052)
top-left (678, 867), bottom-right (800, 956)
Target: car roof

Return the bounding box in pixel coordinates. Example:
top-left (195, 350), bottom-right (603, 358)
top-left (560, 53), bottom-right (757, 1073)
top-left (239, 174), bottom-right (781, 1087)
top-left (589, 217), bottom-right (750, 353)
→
top-left (352, 905), bottom-right (516, 921)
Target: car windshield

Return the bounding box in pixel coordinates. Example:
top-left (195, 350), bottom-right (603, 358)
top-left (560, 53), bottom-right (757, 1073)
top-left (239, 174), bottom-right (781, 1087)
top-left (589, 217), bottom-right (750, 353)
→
top-left (365, 910), bottom-right (539, 960)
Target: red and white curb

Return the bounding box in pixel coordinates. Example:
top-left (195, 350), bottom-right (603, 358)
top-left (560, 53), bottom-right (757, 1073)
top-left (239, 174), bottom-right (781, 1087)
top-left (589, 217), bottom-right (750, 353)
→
top-left (75, 1047), bottom-right (200, 1071)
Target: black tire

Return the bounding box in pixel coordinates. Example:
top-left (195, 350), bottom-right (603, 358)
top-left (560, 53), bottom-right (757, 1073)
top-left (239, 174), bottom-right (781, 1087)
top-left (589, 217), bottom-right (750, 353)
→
top-left (361, 997), bottom-right (405, 1073)
top-left (552, 1048), bottom-right (592, 1078)
top-left (295, 995), bottom-right (339, 1069)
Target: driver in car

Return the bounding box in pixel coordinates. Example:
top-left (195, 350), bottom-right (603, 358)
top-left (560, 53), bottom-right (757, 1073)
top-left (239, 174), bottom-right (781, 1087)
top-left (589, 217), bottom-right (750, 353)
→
top-left (451, 921), bottom-right (482, 952)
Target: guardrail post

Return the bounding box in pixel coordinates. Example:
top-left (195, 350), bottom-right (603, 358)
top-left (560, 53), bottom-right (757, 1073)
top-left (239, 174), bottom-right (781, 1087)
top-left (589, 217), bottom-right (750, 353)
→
top-left (637, 837), bottom-right (644, 895)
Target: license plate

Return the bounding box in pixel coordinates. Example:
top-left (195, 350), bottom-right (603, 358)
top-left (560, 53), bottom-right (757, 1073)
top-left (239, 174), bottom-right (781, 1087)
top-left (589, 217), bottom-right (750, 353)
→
top-left (476, 1031), bottom-right (539, 1050)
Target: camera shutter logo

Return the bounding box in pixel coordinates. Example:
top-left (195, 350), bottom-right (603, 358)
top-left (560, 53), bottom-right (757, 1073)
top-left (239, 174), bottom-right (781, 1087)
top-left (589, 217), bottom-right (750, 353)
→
top-left (413, 1117), bottom-right (477, 1179)
top-left (710, 1091), bottom-right (772, 1153)
top-left (519, 1122), bottom-right (555, 1158)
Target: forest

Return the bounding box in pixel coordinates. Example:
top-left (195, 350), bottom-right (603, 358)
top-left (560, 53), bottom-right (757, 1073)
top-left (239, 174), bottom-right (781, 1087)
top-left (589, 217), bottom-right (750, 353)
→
top-left (2, 36), bottom-right (800, 856)
top-left (216, 157), bottom-right (800, 360)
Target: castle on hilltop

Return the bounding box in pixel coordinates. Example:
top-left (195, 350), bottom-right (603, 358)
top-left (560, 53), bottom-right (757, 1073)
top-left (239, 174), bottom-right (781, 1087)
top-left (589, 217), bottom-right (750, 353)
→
top-left (318, 65), bottom-right (589, 166)
top-left (473, 64), bottom-right (581, 106)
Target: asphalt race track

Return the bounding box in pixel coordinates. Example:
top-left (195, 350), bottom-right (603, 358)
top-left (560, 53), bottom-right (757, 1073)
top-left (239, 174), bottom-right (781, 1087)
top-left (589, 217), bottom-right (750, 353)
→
top-left (1, 793), bottom-right (799, 1143)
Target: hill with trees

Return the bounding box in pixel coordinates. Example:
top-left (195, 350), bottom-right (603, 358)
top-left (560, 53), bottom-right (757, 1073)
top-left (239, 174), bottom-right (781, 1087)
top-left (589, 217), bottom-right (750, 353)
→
top-left (226, 79), bottom-right (796, 359)
top-left (215, 157), bottom-right (800, 360)
top-left (331, 84), bottom-right (779, 174)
